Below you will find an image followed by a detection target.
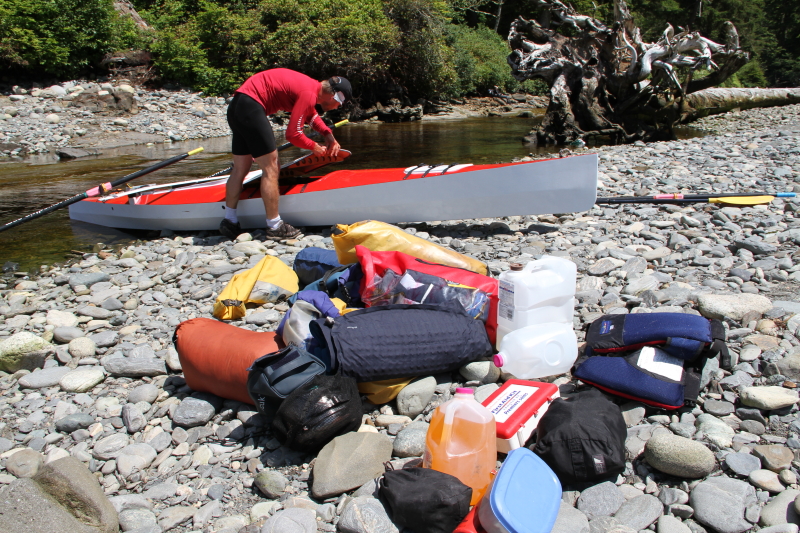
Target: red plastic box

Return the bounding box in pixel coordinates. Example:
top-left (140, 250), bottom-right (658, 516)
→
top-left (481, 379), bottom-right (560, 453)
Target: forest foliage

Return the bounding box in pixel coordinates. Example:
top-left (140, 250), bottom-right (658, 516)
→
top-left (0, 0), bottom-right (797, 101)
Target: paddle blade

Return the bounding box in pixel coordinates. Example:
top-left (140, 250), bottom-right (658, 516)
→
top-left (709, 196), bottom-right (774, 206)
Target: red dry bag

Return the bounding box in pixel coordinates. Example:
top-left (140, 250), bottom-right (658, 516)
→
top-left (356, 246), bottom-right (499, 345)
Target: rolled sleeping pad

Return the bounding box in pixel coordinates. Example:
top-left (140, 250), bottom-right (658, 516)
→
top-left (174, 318), bottom-right (284, 405)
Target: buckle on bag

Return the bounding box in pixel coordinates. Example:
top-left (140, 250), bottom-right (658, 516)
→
top-left (221, 299), bottom-right (243, 307)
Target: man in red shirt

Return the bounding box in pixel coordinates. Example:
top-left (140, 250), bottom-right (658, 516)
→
top-left (221, 68), bottom-right (352, 240)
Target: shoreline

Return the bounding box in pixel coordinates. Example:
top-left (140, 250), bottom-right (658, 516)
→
top-left (0, 80), bottom-right (546, 158)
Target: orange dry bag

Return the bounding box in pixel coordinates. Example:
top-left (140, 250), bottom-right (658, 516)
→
top-left (174, 318), bottom-right (284, 405)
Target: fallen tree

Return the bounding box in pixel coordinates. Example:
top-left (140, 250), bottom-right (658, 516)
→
top-left (506, 0), bottom-right (784, 144)
top-left (683, 87), bottom-right (800, 121)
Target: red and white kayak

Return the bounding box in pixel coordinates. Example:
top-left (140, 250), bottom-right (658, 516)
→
top-left (69, 152), bottom-right (598, 231)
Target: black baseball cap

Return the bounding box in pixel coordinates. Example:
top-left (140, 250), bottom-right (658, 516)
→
top-left (328, 76), bottom-right (352, 104)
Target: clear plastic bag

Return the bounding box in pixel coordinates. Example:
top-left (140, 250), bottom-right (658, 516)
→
top-left (362, 268), bottom-right (490, 321)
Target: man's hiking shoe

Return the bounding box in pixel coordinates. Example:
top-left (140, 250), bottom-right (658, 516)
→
top-left (219, 218), bottom-right (242, 240)
top-left (265, 221), bottom-right (302, 241)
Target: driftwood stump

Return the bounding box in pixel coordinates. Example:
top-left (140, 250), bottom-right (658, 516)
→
top-left (507, 0), bottom-right (750, 144)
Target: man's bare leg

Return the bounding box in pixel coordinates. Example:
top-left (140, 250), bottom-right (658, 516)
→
top-left (225, 154), bottom-right (256, 209)
top-left (253, 151), bottom-right (279, 219)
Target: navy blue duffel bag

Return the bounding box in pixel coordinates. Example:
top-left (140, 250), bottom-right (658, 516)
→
top-left (309, 300), bottom-right (493, 382)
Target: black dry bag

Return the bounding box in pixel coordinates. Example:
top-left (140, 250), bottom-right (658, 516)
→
top-left (379, 467), bottom-right (472, 533)
top-left (271, 374), bottom-right (362, 453)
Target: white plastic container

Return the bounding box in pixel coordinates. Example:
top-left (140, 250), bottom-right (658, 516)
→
top-left (493, 323), bottom-right (578, 379)
top-left (496, 256), bottom-right (576, 347)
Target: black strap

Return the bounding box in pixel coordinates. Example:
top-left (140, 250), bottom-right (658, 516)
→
top-left (438, 163), bottom-right (460, 175)
top-left (683, 370), bottom-right (701, 405)
top-left (420, 164), bottom-right (446, 179)
top-left (221, 299), bottom-right (243, 307)
top-left (403, 164), bottom-right (426, 180)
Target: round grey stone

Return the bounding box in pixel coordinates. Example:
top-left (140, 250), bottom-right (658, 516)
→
top-left (68, 337), bottom-right (96, 358)
top-left (207, 484), bottom-right (225, 500)
top-left (337, 497), bottom-right (398, 533)
top-left (645, 433), bottom-right (716, 478)
top-left (689, 476), bottom-right (757, 533)
top-left (739, 419), bottom-right (765, 435)
top-left (725, 452), bottom-right (762, 477)
top-left (119, 508), bottom-right (158, 532)
top-left (576, 481), bottom-right (624, 520)
top-left (55, 413), bottom-right (94, 433)
top-left (261, 507), bottom-right (317, 533)
top-left (396, 377), bottom-right (436, 418)
top-left (458, 361), bottom-right (500, 383)
top-left (5, 449), bottom-right (43, 478)
top-left (89, 330), bottom-right (119, 348)
top-left (128, 384), bottom-right (159, 404)
top-left (749, 469), bottom-right (785, 493)
top-left (254, 470), bottom-right (288, 499)
top-left (122, 404), bottom-right (147, 433)
top-left (53, 326), bottom-right (85, 344)
top-left (171, 397), bottom-right (215, 428)
top-left (392, 421), bottom-right (428, 458)
top-left (703, 399), bottom-right (735, 416)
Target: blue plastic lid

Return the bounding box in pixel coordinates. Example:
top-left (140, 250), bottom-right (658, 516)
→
top-left (488, 448), bottom-right (562, 533)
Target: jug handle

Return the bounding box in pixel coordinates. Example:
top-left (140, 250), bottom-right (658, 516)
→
top-left (441, 404), bottom-right (456, 454)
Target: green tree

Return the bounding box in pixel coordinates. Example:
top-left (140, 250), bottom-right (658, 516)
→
top-left (0, 0), bottom-right (137, 76)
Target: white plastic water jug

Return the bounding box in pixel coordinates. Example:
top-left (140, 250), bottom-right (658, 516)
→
top-left (496, 256), bottom-right (576, 347)
top-left (492, 322), bottom-right (578, 379)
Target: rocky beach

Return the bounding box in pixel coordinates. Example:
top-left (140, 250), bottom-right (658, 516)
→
top-left (1, 97), bottom-right (800, 533)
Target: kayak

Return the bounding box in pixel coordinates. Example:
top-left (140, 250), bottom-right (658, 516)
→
top-left (68, 152), bottom-right (598, 231)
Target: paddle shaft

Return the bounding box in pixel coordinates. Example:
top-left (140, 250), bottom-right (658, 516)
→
top-left (598, 191), bottom-right (794, 204)
top-left (0, 147), bottom-right (204, 233)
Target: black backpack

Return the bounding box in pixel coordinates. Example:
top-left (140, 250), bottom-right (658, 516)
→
top-left (379, 467), bottom-right (472, 533)
top-left (531, 389), bottom-right (626, 485)
top-left (271, 374), bottom-right (362, 453)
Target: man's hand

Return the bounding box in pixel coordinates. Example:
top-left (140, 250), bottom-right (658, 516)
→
top-left (323, 133), bottom-right (340, 157)
top-left (311, 143), bottom-right (327, 156)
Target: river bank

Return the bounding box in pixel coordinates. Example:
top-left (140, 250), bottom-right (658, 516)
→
top-left (0, 104), bottom-right (799, 533)
top-left (0, 79), bottom-right (546, 158)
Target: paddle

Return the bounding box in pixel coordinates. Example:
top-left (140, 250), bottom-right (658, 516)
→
top-left (0, 147), bottom-right (204, 233)
top-left (596, 192), bottom-right (793, 207)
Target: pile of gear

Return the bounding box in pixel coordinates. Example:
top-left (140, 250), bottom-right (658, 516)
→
top-left (171, 219), bottom-right (731, 533)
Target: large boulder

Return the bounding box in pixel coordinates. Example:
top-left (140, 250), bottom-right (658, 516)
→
top-left (312, 432), bottom-right (393, 499)
top-left (0, 332), bottom-right (50, 372)
top-left (33, 457), bottom-right (119, 533)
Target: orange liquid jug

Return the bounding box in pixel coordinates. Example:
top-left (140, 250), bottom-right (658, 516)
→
top-left (423, 387), bottom-right (497, 506)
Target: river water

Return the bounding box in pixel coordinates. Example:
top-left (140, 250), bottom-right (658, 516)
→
top-left (0, 115), bottom-right (704, 271)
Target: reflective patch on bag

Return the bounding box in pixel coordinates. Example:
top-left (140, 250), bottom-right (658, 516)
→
top-left (636, 346), bottom-right (684, 382)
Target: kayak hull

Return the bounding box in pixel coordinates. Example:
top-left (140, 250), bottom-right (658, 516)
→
top-left (68, 154), bottom-right (598, 231)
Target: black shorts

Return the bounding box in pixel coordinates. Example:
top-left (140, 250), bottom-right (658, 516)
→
top-left (226, 93), bottom-right (277, 157)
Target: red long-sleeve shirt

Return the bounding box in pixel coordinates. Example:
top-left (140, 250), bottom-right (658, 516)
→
top-left (235, 68), bottom-right (332, 150)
